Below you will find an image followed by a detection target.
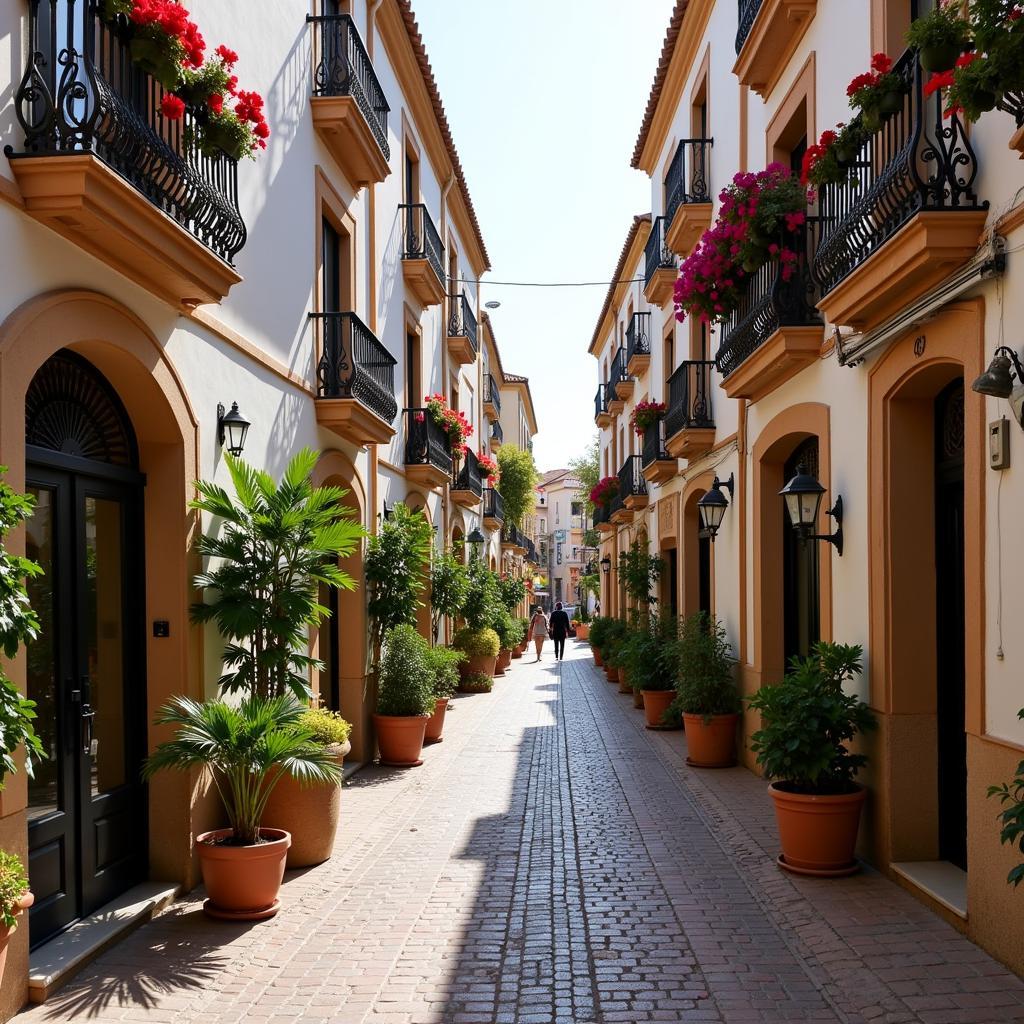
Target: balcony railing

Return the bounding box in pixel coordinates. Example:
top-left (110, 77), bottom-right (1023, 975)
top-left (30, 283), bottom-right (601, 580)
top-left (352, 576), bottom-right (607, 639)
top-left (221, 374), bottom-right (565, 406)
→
top-left (644, 215), bottom-right (676, 288)
top-left (611, 455), bottom-right (647, 515)
top-left (11, 0), bottom-right (246, 263)
top-left (592, 503), bottom-right (610, 528)
top-left (608, 347), bottom-right (630, 393)
top-left (715, 227), bottom-right (820, 380)
top-left (810, 49), bottom-right (983, 300)
top-left (404, 408), bottom-right (452, 476)
top-left (484, 373), bottom-right (502, 414)
top-left (447, 291), bottom-right (478, 353)
top-left (664, 138), bottom-right (713, 226)
top-left (625, 313), bottom-right (652, 365)
top-left (594, 383), bottom-right (609, 421)
top-left (641, 420), bottom-right (673, 469)
top-left (664, 360), bottom-right (715, 438)
top-left (308, 12), bottom-right (389, 159)
top-left (491, 419), bottom-right (504, 444)
top-left (453, 447), bottom-right (483, 497)
top-left (502, 521), bottom-right (525, 548)
top-left (483, 487), bottom-right (504, 523)
top-left (311, 312), bottom-right (398, 424)
top-left (400, 203), bottom-right (444, 284)
top-left (736, 0), bottom-right (763, 53)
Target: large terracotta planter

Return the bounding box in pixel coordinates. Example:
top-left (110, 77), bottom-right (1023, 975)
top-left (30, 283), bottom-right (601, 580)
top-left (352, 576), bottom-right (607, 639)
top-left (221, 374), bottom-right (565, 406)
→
top-left (683, 713), bottom-right (738, 768)
top-left (575, 624), bottom-right (590, 641)
top-left (593, 648), bottom-right (604, 668)
top-left (511, 645), bottom-right (524, 659)
top-left (374, 712), bottom-right (429, 767)
top-left (459, 653), bottom-right (497, 681)
top-left (424, 697), bottom-right (449, 743)
top-left (494, 649), bottom-right (512, 676)
top-left (196, 828), bottom-right (291, 920)
top-left (0, 891), bottom-right (33, 986)
top-left (262, 742), bottom-right (349, 868)
top-left (605, 665), bottom-right (619, 683)
top-left (642, 689), bottom-right (678, 730)
top-left (768, 783), bottom-right (866, 877)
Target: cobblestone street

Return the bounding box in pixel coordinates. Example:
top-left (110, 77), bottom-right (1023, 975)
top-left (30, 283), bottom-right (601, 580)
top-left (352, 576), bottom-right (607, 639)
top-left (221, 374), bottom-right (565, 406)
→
top-left (19, 642), bottom-right (1024, 1024)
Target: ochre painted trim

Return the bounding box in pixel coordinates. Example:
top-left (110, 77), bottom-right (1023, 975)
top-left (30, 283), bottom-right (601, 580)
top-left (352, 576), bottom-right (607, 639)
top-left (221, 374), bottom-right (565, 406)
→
top-left (766, 52), bottom-right (816, 165)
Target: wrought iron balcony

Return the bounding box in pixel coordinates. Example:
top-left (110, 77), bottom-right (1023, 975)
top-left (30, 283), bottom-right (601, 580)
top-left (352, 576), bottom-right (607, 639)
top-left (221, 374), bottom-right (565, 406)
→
top-left (810, 49), bottom-right (986, 330)
top-left (308, 12), bottom-right (389, 161)
top-left (736, 0), bottom-right (763, 53)
top-left (665, 138), bottom-right (713, 225)
top-left (643, 216), bottom-right (677, 304)
top-left (483, 373), bottom-right (502, 416)
top-left (404, 408), bottom-right (452, 487)
top-left (9, 0), bottom-right (246, 304)
top-left (608, 347), bottom-right (631, 404)
top-left (664, 360), bottom-right (715, 460)
top-left (625, 313), bottom-right (652, 375)
top-left (312, 312), bottom-right (397, 443)
top-left (641, 420), bottom-right (673, 470)
top-left (592, 503), bottom-right (612, 530)
top-left (502, 521), bottom-right (526, 550)
top-left (594, 383), bottom-right (610, 424)
top-left (611, 455), bottom-right (648, 520)
top-left (452, 447), bottom-right (483, 502)
top-left (490, 419), bottom-right (504, 446)
top-left (483, 487), bottom-right (505, 525)
top-left (400, 203), bottom-right (445, 305)
top-left (447, 290), bottom-right (478, 360)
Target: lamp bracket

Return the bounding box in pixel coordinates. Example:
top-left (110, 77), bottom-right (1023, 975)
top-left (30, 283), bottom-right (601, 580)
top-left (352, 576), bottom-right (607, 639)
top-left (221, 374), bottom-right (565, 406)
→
top-left (216, 402), bottom-right (226, 447)
top-left (802, 495), bottom-right (844, 556)
top-left (997, 346), bottom-right (1024, 383)
top-left (713, 472), bottom-right (735, 500)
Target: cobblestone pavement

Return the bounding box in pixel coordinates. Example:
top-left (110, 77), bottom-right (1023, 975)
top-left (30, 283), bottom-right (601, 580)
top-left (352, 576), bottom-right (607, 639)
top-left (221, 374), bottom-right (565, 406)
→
top-left (19, 643), bottom-right (1024, 1024)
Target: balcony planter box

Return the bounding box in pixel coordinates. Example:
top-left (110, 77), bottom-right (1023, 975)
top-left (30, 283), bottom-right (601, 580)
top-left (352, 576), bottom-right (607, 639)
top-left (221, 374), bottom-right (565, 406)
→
top-left (424, 698), bottom-right (449, 744)
top-left (683, 714), bottom-right (739, 769)
top-left (733, 0), bottom-right (818, 99)
top-left (0, 891), bottom-right (34, 988)
top-left (642, 689), bottom-right (679, 730)
top-left (769, 784), bottom-right (865, 877)
top-left (374, 713), bottom-right (429, 768)
top-left (196, 828), bottom-right (291, 921)
top-left (721, 326), bottom-right (824, 405)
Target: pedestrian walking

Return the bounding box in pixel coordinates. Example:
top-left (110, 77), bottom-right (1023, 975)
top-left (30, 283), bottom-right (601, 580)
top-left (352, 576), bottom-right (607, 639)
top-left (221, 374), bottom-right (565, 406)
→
top-left (528, 605), bottom-right (549, 660)
top-left (549, 601), bottom-right (571, 661)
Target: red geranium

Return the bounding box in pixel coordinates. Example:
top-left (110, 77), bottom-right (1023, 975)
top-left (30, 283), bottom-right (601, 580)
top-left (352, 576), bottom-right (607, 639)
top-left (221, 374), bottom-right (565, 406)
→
top-left (160, 93), bottom-right (185, 120)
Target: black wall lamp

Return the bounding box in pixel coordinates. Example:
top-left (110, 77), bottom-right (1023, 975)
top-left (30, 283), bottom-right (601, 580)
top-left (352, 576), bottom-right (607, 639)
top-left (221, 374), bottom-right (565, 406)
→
top-left (697, 473), bottom-right (734, 541)
top-left (973, 346), bottom-right (1024, 428)
top-left (779, 465), bottom-right (843, 556)
top-left (217, 402), bottom-right (250, 457)
top-left (600, 555), bottom-right (612, 576)
top-left (467, 526), bottom-right (485, 557)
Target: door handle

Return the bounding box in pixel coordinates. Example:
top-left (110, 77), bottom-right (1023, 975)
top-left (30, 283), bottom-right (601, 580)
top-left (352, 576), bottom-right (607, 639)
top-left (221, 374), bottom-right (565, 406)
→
top-left (79, 676), bottom-right (95, 758)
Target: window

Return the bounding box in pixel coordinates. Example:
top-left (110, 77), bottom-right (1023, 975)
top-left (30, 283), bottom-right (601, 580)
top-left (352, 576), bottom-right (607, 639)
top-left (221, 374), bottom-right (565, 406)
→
top-left (404, 144), bottom-right (419, 206)
top-left (571, 501), bottom-right (582, 518)
top-left (406, 330), bottom-right (420, 410)
top-left (664, 323), bottom-right (675, 398)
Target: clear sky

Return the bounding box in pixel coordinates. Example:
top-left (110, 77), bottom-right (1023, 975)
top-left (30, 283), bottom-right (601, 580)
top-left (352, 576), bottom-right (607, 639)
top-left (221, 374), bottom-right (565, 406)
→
top-left (411, 0), bottom-right (676, 474)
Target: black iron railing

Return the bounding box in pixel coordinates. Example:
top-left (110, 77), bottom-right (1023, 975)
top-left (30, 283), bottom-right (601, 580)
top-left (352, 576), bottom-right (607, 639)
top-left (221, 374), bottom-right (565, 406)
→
top-left (641, 420), bottom-right (673, 470)
top-left (311, 312), bottom-right (398, 424)
top-left (453, 447), bottom-right (483, 497)
top-left (664, 360), bottom-right (715, 439)
top-left (491, 419), bottom-right (504, 445)
top-left (400, 203), bottom-right (444, 284)
top-left (592, 503), bottom-right (610, 528)
top-left (736, 0), bottom-right (763, 53)
top-left (308, 12), bottom-right (389, 159)
top-left (664, 138), bottom-right (713, 227)
top-left (644, 216), bottom-right (676, 289)
top-left (502, 521), bottom-right (525, 548)
top-left (483, 487), bottom-right (504, 522)
top-left (484, 373), bottom-right (502, 414)
top-left (10, 0), bottom-right (246, 263)
top-left (625, 313), bottom-right (652, 365)
top-left (404, 408), bottom-right (452, 475)
top-left (525, 538), bottom-right (539, 564)
top-left (594, 383), bottom-right (609, 421)
top-left (810, 50), bottom-right (984, 300)
top-left (609, 347), bottom-right (630, 394)
top-left (447, 291), bottom-right (478, 353)
top-left (715, 227), bottom-right (820, 380)
top-left (611, 455), bottom-right (647, 516)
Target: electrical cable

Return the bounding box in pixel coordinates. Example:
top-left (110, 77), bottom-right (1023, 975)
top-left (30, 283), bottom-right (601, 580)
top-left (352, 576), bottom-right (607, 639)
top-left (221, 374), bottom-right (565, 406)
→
top-left (454, 277), bottom-right (644, 288)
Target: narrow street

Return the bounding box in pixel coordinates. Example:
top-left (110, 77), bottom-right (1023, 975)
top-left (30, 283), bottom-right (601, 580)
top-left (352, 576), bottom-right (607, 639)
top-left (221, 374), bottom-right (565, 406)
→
top-left (19, 641), bottom-right (1024, 1024)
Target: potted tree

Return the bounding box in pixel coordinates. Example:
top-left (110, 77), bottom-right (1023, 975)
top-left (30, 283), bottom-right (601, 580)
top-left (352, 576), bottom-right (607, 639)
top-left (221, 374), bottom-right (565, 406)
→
top-left (262, 706), bottom-right (351, 868)
top-left (675, 612), bottom-right (740, 768)
top-left (453, 559), bottom-right (502, 680)
top-left (145, 695), bottom-right (341, 919)
top-left (631, 613), bottom-right (680, 729)
top-left (492, 610), bottom-right (516, 676)
top-left (748, 643), bottom-right (876, 877)
top-left (0, 853), bottom-right (32, 989)
top-left (429, 546), bottom-right (469, 645)
top-left (424, 646), bottom-right (464, 743)
top-left (374, 625), bottom-right (435, 767)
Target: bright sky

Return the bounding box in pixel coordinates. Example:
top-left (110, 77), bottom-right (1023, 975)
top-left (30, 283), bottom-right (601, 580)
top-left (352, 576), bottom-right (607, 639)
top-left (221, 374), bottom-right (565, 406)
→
top-left (412, 0), bottom-right (676, 474)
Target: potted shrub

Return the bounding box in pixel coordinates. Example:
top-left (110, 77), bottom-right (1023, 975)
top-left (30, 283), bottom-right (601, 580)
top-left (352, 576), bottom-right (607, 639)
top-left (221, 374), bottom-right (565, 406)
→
top-left (675, 613), bottom-right (740, 768)
top-left (601, 619), bottom-right (629, 683)
top-left (629, 400), bottom-right (667, 436)
top-left (455, 560), bottom-right (502, 679)
top-left (374, 625), bottom-right (435, 767)
top-left (424, 646), bottom-right (464, 743)
top-left (847, 53), bottom-right (908, 131)
top-left (512, 617), bottom-right (531, 658)
top-left (747, 643), bottom-right (876, 877)
top-left (0, 852), bottom-right (32, 988)
top-left (588, 615), bottom-right (610, 667)
top-left (453, 626), bottom-right (500, 684)
top-left (492, 610), bottom-right (516, 675)
top-left (628, 614), bottom-right (680, 729)
top-left (460, 671), bottom-right (494, 694)
top-left (906, 1), bottom-right (971, 72)
top-left (145, 694), bottom-right (340, 919)
top-left (429, 546), bottom-right (469, 644)
top-left (262, 706), bottom-right (351, 868)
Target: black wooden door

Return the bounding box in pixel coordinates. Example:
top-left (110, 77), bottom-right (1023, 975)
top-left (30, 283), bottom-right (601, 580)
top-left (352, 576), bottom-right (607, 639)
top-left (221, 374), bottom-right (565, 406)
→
top-left (783, 438), bottom-right (820, 665)
top-left (935, 381), bottom-right (967, 870)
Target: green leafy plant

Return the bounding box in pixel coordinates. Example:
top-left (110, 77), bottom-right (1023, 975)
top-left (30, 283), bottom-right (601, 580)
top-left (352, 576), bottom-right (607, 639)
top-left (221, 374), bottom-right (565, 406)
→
top-left (190, 449), bottom-right (365, 701)
top-left (498, 575), bottom-right (527, 612)
top-left (601, 618), bottom-right (632, 670)
top-left (674, 612), bottom-right (739, 722)
top-left (452, 626), bottom-right (500, 659)
top-left (425, 646), bottom-right (465, 701)
top-left (987, 708), bottom-right (1024, 887)
top-left (300, 707), bottom-right (351, 747)
top-left (588, 615), bottom-right (613, 652)
top-left (622, 613), bottom-right (679, 693)
top-left (377, 625), bottom-right (434, 717)
top-left (497, 444), bottom-right (539, 528)
top-left (429, 547), bottom-right (469, 643)
top-left (462, 559), bottom-right (502, 631)
top-left (0, 850), bottom-right (29, 927)
top-left (906, 1), bottom-right (972, 68)
top-left (747, 643), bottom-right (876, 795)
top-left (618, 541), bottom-right (664, 607)
top-left (569, 436), bottom-right (600, 517)
top-left (461, 671), bottom-right (494, 693)
top-left (144, 694), bottom-right (342, 845)
top-left (0, 472), bottom-right (45, 788)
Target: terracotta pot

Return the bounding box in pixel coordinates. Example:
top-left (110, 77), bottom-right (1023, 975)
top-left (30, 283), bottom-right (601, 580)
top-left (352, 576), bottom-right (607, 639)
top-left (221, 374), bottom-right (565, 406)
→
top-left (575, 624), bottom-right (590, 641)
top-left (632, 690), bottom-right (644, 709)
top-left (511, 646), bottom-right (523, 659)
top-left (374, 713), bottom-right (429, 767)
top-left (683, 713), bottom-right (738, 768)
top-left (495, 649), bottom-right (512, 675)
top-left (0, 891), bottom-right (34, 986)
top-left (262, 742), bottom-right (349, 868)
top-left (605, 665), bottom-right (619, 683)
top-left (642, 689), bottom-right (678, 729)
top-left (617, 668), bottom-right (632, 694)
top-left (459, 653), bottom-right (497, 681)
top-left (196, 828), bottom-right (291, 920)
top-left (424, 697), bottom-right (449, 743)
top-left (593, 648), bottom-right (604, 668)
top-left (768, 783), bottom-right (866, 877)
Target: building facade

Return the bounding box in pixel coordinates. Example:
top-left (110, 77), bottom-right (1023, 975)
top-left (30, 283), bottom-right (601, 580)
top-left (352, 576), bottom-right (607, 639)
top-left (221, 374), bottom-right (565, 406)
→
top-left (536, 470), bottom-right (588, 610)
top-left (0, 1), bottom-right (536, 1015)
top-left (591, 0), bottom-right (1024, 973)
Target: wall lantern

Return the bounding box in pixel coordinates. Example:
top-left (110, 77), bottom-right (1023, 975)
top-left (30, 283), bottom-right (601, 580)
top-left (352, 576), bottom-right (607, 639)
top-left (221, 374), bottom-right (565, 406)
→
top-left (217, 401), bottom-right (250, 457)
top-left (600, 555), bottom-right (612, 576)
top-left (972, 346), bottom-right (1024, 428)
top-left (467, 526), bottom-right (485, 553)
top-left (697, 473), bottom-right (734, 541)
top-left (779, 465), bottom-right (843, 556)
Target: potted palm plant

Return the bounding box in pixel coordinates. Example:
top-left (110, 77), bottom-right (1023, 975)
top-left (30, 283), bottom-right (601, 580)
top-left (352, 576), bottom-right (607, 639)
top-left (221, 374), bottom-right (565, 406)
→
top-left (0, 852), bottom-right (32, 989)
top-left (262, 706), bottom-right (351, 868)
top-left (632, 614), bottom-right (680, 729)
top-left (375, 625), bottom-right (435, 766)
top-left (424, 645), bottom-right (464, 743)
top-left (601, 619), bottom-right (629, 684)
top-left (675, 612), bottom-right (740, 768)
top-left (747, 643), bottom-right (876, 877)
top-left (588, 615), bottom-right (610, 667)
top-left (145, 695), bottom-right (341, 919)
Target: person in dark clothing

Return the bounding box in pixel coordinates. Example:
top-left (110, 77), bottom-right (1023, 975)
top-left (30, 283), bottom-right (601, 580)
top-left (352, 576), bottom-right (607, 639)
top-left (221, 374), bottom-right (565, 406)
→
top-left (549, 601), bottom-right (571, 660)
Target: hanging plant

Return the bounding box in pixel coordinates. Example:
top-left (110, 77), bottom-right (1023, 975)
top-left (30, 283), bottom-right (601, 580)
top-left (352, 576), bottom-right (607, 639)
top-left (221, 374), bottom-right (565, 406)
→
top-left (847, 53), bottom-right (909, 132)
top-left (589, 476), bottom-right (620, 509)
top-left (629, 400), bottom-right (667, 436)
top-left (799, 122), bottom-right (868, 198)
top-left (906, 0), bottom-right (974, 72)
top-left (477, 452), bottom-right (499, 483)
top-left (424, 394), bottom-right (473, 456)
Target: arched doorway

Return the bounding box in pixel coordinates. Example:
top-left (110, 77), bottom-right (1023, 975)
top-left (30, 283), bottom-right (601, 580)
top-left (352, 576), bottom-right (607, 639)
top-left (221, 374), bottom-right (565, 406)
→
top-left (24, 350), bottom-right (148, 947)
